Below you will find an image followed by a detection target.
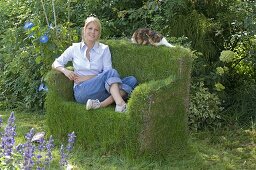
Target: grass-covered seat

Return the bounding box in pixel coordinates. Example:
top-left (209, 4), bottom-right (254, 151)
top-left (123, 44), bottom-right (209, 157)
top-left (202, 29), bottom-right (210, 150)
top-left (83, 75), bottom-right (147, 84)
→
top-left (45, 39), bottom-right (193, 158)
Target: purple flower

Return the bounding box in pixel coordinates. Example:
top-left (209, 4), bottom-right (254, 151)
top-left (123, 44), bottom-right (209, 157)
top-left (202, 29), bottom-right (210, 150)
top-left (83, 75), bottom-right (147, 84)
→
top-left (37, 137), bottom-right (45, 151)
top-left (23, 144), bottom-right (35, 169)
top-left (25, 128), bottom-right (35, 141)
top-left (66, 131), bottom-right (76, 152)
top-left (1, 136), bottom-right (15, 156)
top-left (36, 135), bottom-right (45, 170)
top-left (58, 132), bottom-right (76, 168)
top-left (44, 135), bottom-right (54, 166)
top-left (0, 115), bottom-right (3, 136)
top-left (23, 128), bottom-right (36, 169)
top-left (1, 112), bottom-right (16, 156)
top-left (59, 144), bottom-right (67, 167)
top-left (0, 115), bottom-right (3, 126)
top-left (16, 143), bottom-right (24, 154)
top-left (0, 114), bottom-right (77, 169)
top-left (8, 111), bottom-right (15, 124)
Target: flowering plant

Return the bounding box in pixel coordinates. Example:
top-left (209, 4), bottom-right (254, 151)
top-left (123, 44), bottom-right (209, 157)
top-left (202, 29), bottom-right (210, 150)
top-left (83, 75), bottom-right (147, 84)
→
top-left (0, 111), bottom-right (76, 170)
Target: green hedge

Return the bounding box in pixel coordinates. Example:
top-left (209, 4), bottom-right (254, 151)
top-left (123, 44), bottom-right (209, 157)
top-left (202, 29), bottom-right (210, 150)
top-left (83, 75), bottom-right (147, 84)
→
top-left (45, 40), bottom-right (193, 158)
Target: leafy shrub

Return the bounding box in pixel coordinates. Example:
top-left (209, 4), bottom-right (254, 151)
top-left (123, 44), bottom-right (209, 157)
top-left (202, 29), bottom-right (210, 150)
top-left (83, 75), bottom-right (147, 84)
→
top-left (189, 82), bottom-right (223, 131)
top-left (212, 0), bottom-right (256, 123)
top-left (0, 0), bottom-right (80, 111)
top-left (0, 18), bottom-right (78, 111)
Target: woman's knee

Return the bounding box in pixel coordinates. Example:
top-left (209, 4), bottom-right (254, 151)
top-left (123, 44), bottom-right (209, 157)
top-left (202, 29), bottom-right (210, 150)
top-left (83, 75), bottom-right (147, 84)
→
top-left (123, 76), bottom-right (138, 89)
top-left (130, 76), bottom-right (138, 87)
top-left (105, 68), bottom-right (119, 77)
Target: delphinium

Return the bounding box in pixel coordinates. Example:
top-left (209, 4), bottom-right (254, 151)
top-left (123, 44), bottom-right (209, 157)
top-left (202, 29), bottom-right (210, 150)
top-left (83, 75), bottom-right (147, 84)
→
top-left (35, 135), bottom-right (45, 170)
top-left (0, 115), bottom-right (3, 135)
top-left (0, 111), bottom-right (18, 169)
top-left (23, 128), bottom-right (36, 169)
top-left (60, 144), bottom-right (67, 167)
top-left (44, 135), bottom-right (54, 169)
top-left (0, 112), bottom-right (76, 170)
top-left (60, 131), bottom-right (76, 169)
top-left (1, 111), bottom-right (16, 157)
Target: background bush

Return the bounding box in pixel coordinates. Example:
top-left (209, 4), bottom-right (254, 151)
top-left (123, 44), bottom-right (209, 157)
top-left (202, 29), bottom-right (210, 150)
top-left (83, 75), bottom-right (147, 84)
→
top-left (189, 82), bottom-right (223, 131)
top-left (0, 0), bottom-right (79, 111)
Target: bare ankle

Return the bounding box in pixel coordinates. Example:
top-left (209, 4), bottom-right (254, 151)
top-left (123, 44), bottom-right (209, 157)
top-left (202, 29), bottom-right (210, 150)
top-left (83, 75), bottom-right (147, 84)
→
top-left (116, 101), bottom-right (126, 106)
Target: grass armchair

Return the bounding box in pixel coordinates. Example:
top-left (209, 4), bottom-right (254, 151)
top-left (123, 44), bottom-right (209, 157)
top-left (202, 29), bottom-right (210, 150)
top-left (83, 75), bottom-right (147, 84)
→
top-left (45, 39), bottom-right (193, 158)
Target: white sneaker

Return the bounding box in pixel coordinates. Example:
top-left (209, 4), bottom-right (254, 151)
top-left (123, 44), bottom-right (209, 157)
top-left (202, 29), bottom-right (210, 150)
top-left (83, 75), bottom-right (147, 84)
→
top-left (86, 99), bottom-right (101, 110)
top-left (115, 103), bottom-right (127, 113)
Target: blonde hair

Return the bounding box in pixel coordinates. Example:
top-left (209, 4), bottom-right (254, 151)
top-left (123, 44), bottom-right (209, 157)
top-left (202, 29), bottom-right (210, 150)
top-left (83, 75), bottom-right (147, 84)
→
top-left (81, 16), bottom-right (102, 42)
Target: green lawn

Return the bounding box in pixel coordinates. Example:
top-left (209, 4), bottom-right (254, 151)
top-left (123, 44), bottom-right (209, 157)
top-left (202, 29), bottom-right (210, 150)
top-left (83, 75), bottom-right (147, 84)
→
top-left (0, 110), bottom-right (255, 169)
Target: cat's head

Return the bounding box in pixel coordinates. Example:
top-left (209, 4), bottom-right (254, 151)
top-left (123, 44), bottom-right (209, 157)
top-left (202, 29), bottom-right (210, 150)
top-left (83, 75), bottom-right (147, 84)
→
top-left (147, 30), bottom-right (163, 43)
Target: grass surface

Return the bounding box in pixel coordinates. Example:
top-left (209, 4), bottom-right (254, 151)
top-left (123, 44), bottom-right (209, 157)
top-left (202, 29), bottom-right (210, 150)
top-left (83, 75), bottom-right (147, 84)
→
top-left (45, 41), bottom-right (192, 156)
top-left (0, 110), bottom-right (255, 169)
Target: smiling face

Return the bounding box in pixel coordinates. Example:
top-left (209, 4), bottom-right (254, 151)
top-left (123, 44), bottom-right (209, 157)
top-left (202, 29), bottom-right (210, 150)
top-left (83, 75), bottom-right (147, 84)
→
top-left (82, 17), bottom-right (102, 44)
top-left (84, 22), bottom-right (100, 44)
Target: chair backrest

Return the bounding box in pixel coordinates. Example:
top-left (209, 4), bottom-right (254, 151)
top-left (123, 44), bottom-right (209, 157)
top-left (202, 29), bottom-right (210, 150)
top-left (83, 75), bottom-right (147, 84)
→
top-left (106, 40), bottom-right (192, 83)
top-left (45, 40), bottom-right (192, 102)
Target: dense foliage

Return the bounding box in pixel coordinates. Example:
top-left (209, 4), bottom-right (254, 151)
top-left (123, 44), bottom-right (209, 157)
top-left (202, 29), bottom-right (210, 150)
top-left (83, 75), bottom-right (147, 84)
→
top-left (0, 0), bottom-right (79, 111)
top-left (0, 0), bottom-right (255, 129)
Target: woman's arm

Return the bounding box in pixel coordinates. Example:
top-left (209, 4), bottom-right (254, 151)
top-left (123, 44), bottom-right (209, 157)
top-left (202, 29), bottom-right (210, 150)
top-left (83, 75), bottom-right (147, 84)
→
top-left (52, 45), bottom-right (77, 80)
top-left (52, 65), bottom-right (77, 81)
top-left (102, 45), bottom-right (112, 71)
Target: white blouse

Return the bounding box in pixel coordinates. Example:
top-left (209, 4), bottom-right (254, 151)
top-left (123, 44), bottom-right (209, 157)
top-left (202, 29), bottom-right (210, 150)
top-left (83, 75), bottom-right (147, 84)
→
top-left (52, 41), bottom-right (112, 76)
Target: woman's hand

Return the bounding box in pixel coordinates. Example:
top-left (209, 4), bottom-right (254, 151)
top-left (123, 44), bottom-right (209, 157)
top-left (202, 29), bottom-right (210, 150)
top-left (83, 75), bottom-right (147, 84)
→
top-left (63, 69), bottom-right (77, 80)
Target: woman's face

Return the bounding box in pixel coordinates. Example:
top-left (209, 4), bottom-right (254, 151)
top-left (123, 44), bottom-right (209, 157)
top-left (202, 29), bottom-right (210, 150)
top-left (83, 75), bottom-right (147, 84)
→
top-left (84, 22), bottom-right (100, 43)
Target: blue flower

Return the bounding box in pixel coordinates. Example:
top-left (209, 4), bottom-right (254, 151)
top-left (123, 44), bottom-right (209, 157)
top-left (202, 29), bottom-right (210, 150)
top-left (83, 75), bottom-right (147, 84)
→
top-left (39, 35), bottom-right (49, 43)
top-left (24, 22), bottom-right (34, 30)
top-left (38, 83), bottom-right (48, 92)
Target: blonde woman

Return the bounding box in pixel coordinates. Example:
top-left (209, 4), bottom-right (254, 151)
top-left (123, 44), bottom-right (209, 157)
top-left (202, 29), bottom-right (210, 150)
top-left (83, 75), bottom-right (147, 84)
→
top-left (52, 16), bottom-right (137, 112)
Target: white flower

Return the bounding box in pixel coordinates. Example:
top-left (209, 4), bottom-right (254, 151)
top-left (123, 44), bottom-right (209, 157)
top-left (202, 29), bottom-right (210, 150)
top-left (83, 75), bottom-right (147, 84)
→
top-left (220, 50), bottom-right (235, 63)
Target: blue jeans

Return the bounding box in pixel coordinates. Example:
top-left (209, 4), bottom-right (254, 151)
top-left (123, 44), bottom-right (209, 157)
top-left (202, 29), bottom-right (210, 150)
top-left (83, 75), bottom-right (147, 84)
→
top-left (74, 69), bottom-right (137, 104)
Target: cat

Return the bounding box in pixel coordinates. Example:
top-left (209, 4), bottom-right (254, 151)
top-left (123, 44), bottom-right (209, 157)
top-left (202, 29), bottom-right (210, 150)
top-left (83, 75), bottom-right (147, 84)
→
top-left (131, 28), bottom-right (175, 48)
